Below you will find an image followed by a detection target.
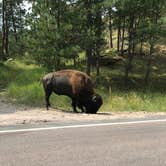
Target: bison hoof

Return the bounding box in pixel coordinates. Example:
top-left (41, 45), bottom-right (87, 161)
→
top-left (73, 109), bottom-right (78, 113)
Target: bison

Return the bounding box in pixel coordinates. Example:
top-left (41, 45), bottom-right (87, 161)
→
top-left (42, 70), bottom-right (103, 114)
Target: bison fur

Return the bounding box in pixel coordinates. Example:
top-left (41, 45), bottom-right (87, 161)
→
top-left (42, 70), bottom-right (103, 114)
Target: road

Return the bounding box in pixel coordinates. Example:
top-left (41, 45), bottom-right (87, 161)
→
top-left (0, 118), bottom-right (166, 166)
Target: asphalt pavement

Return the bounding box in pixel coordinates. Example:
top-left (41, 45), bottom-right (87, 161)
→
top-left (0, 118), bottom-right (166, 166)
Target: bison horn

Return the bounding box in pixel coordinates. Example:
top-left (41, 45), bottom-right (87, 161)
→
top-left (92, 95), bottom-right (97, 102)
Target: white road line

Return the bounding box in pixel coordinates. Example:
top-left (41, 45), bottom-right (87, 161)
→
top-left (1, 118), bottom-right (166, 134)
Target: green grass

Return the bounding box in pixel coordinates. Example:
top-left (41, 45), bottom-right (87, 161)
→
top-left (0, 56), bottom-right (166, 112)
top-left (91, 53), bottom-right (166, 112)
top-left (0, 60), bottom-right (45, 106)
top-left (0, 59), bottom-right (72, 110)
top-left (100, 90), bottom-right (166, 112)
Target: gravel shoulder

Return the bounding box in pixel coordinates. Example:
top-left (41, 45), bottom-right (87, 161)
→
top-left (0, 97), bottom-right (166, 127)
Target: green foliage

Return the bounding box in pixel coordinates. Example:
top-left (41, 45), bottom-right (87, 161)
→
top-left (1, 0), bottom-right (166, 112)
top-left (25, 0), bottom-right (82, 70)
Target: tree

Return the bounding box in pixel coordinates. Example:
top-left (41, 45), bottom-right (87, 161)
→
top-left (94, 0), bottom-right (105, 77)
top-left (26, 0), bottom-right (82, 70)
top-left (1, 0), bottom-right (9, 60)
top-left (108, 8), bottom-right (113, 48)
top-left (1, 0), bottom-right (165, 88)
top-left (82, 0), bottom-right (94, 75)
top-left (143, 0), bottom-right (165, 85)
top-left (1, 0), bottom-right (26, 60)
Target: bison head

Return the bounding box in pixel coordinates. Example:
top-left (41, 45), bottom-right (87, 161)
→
top-left (85, 93), bottom-right (103, 114)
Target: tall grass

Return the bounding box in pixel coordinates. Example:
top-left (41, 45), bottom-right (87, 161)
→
top-left (0, 60), bottom-right (72, 110)
top-left (0, 60), bottom-right (44, 106)
top-left (7, 82), bottom-right (44, 106)
top-left (0, 59), bottom-right (166, 112)
top-left (101, 90), bottom-right (166, 112)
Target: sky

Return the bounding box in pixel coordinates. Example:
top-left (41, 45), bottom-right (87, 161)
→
top-left (0, 0), bottom-right (32, 11)
top-left (0, 1), bottom-right (32, 30)
top-left (24, 0), bottom-right (32, 12)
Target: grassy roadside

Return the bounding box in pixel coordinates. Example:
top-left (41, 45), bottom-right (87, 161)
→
top-left (0, 60), bottom-right (73, 111)
top-left (0, 58), bottom-right (166, 112)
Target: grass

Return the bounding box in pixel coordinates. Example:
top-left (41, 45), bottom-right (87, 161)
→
top-left (101, 90), bottom-right (166, 112)
top-left (0, 59), bottom-right (72, 110)
top-left (91, 53), bottom-right (166, 112)
top-left (0, 56), bottom-right (166, 112)
top-left (0, 60), bottom-right (44, 106)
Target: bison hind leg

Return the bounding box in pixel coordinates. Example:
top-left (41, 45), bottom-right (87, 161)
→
top-left (45, 89), bottom-right (52, 110)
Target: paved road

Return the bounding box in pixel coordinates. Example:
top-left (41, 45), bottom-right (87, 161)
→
top-left (0, 118), bottom-right (166, 166)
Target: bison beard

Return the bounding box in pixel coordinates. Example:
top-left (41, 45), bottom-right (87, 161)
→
top-left (42, 70), bottom-right (103, 114)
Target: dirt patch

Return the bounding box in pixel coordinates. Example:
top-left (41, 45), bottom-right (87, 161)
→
top-left (0, 97), bottom-right (166, 126)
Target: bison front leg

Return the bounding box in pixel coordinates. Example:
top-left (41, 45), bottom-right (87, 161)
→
top-left (80, 106), bottom-right (85, 113)
top-left (71, 98), bottom-right (78, 113)
top-left (77, 103), bottom-right (85, 113)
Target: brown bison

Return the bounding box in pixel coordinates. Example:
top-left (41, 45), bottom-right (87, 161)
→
top-left (42, 70), bottom-right (103, 114)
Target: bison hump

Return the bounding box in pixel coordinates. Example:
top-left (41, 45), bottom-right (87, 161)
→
top-left (70, 72), bottom-right (94, 96)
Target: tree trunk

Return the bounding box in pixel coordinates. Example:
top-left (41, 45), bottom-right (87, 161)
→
top-left (96, 49), bottom-right (100, 77)
top-left (95, 6), bottom-right (102, 77)
top-left (10, 2), bottom-right (18, 42)
top-left (139, 39), bottom-right (143, 56)
top-left (5, 16), bottom-right (9, 57)
top-left (86, 48), bottom-right (92, 76)
top-left (73, 56), bottom-right (76, 68)
top-left (57, 0), bottom-right (60, 30)
top-left (2, 0), bottom-right (8, 60)
top-left (145, 43), bottom-right (153, 85)
top-left (108, 9), bottom-right (113, 48)
top-left (121, 16), bottom-right (125, 56)
top-left (117, 15), bottom-right (121, 52)
top-left (131, 20), bottom-right (137, 56)
top-left (85, 0), bottom-right (92, 76)
top-left (124, 15), bottom-right (134, 85)
top-left (56, 0), bottom-right (61, 67)
top-left (2, 0), bottom-right (5, 60)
